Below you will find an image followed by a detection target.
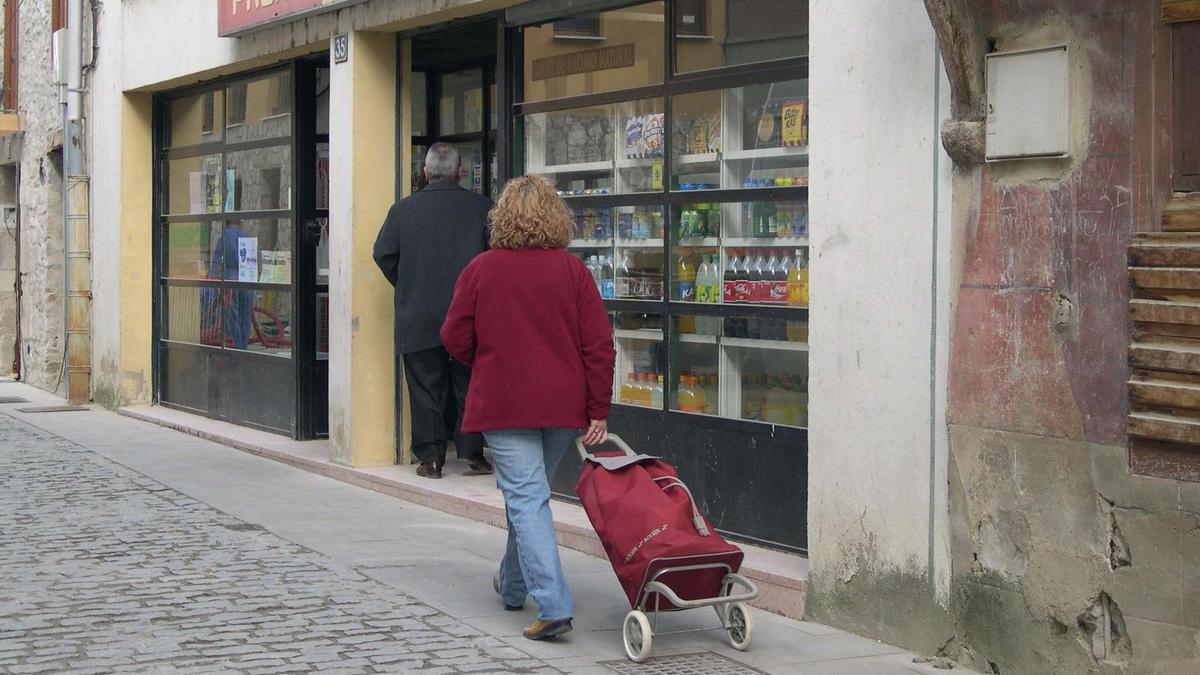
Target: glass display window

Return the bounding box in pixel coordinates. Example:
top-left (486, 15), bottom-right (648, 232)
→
top-left (222, 288), bottom-right (293, 356)
top-left (164, 154), bottom-right (223, 216)
top-left (225, 72), bottom-right (293, 143)
top-left (568, 205), bottom-right (666, 301)
top-left (169, 90), bottom-right (223, 147)
top-left (522, 2), bottom-right (665, 104)
top-left (613, 312), bottom-right (665, 408)
top-left (671, 80), bottom-right (809, 191)
top-left (674, 0), bottom-right (809, 75)
top-left (523, 97), bottom-right (664, 195)
top-left (225, 148), bottom-right (293, 212)
top-left (165, 222), bottom-right (221, 279)
top-left (671, 312), bottom-right (807, 426)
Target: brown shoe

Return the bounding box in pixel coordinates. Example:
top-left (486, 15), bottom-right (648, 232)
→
top-left (416, 462), bottom-right (442, 479)
top-left (523, 618), bottom-right (572, 641)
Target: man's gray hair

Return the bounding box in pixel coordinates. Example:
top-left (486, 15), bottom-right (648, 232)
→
top-left (424, 142), bottom-right (461, 181)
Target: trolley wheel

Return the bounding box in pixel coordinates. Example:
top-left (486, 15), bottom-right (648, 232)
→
top-left (726, 601), bottom-right (753, 651)
top-left (623, 610), bottom-right (653, 663)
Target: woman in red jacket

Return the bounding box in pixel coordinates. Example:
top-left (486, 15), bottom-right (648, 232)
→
top-left (440, 175), bottom-right (616, 641)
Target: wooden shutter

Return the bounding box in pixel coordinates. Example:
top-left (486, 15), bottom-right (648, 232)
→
top-left (1173, 22), bottom-right (1200, 193)
top-left (3, 0), bottom-right (17, 111)
top-left (1163, 0), bottom-right (1200, 23)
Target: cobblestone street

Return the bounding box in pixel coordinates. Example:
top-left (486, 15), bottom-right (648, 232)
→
top-left (0, 413), bottom-right (554, 674)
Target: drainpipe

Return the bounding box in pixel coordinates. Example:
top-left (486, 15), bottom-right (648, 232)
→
top-left (62, 0), bottom-right (89, 402)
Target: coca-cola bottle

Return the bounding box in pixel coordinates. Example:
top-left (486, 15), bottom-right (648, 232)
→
top-left (749, 249), bottom-right (766, 303)
top-left (734, 250), bottom-right (753, 303)
top-left (773, 252), bottom-right (792, 305)
top-left (723, 250), bottom-right (738, 304)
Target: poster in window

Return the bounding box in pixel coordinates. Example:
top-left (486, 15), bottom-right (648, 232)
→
top-left (260, 250), bottom-right (292, 284)
top-left (316, 157), bottom-right (330, 210)
top-left (238, 237), bottom-right (258, 282)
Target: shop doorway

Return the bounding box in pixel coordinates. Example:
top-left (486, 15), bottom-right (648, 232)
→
top-left (409, 20), bottom-right (500, 199)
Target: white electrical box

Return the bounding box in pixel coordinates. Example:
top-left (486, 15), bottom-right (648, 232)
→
top-left (985, 44), bottom-right (1070, 161)
top-left (52, 29), bottom-right (68, 86)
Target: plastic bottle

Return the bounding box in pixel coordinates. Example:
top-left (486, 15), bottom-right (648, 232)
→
top-left (786, 249), bottom-right (807, 307)
top-left (734, 250), bottom-right (753, 303)
top-left (599, 255), bottom-right (615, 299)
top-left (695, 255), bottom-right (712, 304)
top-left (620, 372), bottom-right (636, 405)
top-left (587, 255), bottom-right (600, 291)
top-left (676, 255), bottom-right (696, 302)
top-left (681, 375), bottom-right (705, 413)
top-left (723, 251), bottom-right (739, 304)
top-left (651, 374), bottom-right (664, 410)
top-left (749, 249), bottom-right (767, 303)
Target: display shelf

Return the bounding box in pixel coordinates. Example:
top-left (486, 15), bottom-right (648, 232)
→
top-left (723, 146), bottom-right (809, 161)
top-left (679, 333), bottom-right (718, 345)
top-left (614, 328), bottom-right (664, 341)
top-left (527, 159), bottom-right (611, 174)
top-left (722, 237), bottom-right (809, 248)
top-left (675, 236), bottom-right (721, 247)
top-left (568, 238), bottom-right (613, 249)
top-left (615, 156), bottom-right (661, 169)
top-left (722, 336), bottom-right (808, 352)
top-left (615, 238), bottom-right (664, 249)
top-left (677, 152), bottom-right (720, 166)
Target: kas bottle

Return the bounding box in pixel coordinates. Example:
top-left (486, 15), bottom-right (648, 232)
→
top-left (676, 255), bottom-right (696, 302)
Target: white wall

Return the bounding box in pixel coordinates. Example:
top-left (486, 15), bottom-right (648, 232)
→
top-left (90, 0), bottom-right (127, 402)
top-left (807, 0), bottom-right (952, 597)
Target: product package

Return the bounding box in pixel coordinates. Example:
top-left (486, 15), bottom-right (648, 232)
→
top-left (781, 99), bottom-right (807, 147)
top-left (642, 113), bottom-right (664, 158)
top-left (625, 115), bottom-right (644, 159)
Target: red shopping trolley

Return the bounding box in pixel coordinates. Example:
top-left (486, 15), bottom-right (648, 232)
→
top-left (574, 435), bottom-right (758, 662)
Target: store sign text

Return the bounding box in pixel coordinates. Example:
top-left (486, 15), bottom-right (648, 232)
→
top-left (531, 44), bottom-right (636, 81)
top-left (219, 0), bottom-right (324, 37)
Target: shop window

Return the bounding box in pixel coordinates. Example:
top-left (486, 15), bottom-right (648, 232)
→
top-left (674, 0), bottom-right (707, 37)
top-left (273, 75), bottom-right (293, 116)
top-left (523, 97), bottom-right (665, 195)
top-left (553, 14), bottom-right (602, 39)
top-left (515, 1), bottom-right (808, 429)
top-left (522, 2), bottom-right (664, 103)
top-left (411, 71), bottom-right (428, 137)
top-left (675, 0), bottom-right (808, 74)
top-left (169, 92), bottom-right (224, 147)
top-left (228, 82), bottom-right (248, 125)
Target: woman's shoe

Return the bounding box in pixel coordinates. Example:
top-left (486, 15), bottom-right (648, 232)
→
top-left (523, 618), bottom-right (573, 640)
top-left (493, 573), bottom-right (523, 611)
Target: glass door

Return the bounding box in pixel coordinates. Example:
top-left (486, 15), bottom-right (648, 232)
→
top-left (411, 65), bottom-right (499, 198)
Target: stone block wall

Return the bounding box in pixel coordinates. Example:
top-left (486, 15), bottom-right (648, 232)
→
top-left (12, 0), bottom-right (65, 394)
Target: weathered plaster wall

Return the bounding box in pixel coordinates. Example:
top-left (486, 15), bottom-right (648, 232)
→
top-left (0, 167), bottom-right (16, 377)
top-left (806, 0), bottom-right (955, 654)
top-left (942, 1), bottom-right (1200, 673)
top-left (16, 1), bottom-right (65, 395)
top-left (91, 0), bottom-right (130, 407)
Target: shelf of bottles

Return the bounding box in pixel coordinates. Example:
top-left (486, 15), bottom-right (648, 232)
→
top-left (526, 77), bottom-right (810, 428)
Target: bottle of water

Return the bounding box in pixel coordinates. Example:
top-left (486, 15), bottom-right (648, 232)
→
top-left (599, 255), bottom-right (615, 299)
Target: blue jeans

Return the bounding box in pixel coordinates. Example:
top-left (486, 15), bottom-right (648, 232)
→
top-left (483, 428), bottom-right (575, 621)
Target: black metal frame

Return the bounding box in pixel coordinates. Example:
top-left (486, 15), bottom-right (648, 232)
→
top-left (508, 0), bottom-right (810, 552)
top-left (152, 57), bottom-right (329, 439)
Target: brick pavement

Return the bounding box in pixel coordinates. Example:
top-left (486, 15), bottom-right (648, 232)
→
top-left (0, 412), bottom-right (558, 674)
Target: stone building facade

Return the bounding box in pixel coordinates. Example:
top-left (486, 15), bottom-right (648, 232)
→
top-left (0, 0), bottom-right (76, 392)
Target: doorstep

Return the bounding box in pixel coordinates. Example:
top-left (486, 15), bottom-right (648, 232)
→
top-left (118, 404), bottom-right (808, 620)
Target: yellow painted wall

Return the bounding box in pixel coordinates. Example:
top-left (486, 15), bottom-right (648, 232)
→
top-left (344, 30), bottom-right (397, 466)
top-left (119, 93), bottom-right (155, 402)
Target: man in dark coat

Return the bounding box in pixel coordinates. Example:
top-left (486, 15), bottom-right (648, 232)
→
top-left (373, 143), bottom-right (492, 479)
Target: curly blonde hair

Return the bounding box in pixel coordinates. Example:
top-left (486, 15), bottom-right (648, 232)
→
top-left (488, 175), bottom-right (573, 250)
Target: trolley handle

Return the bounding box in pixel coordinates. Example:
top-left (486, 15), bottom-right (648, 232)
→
top-left (575, 433), bottom-right (636, 461)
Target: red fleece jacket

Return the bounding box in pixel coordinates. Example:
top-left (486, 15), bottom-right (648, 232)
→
top-left (440, 248), bottom-right (616, 433)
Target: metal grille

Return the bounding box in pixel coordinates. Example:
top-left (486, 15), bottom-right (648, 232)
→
top-left (601, 653), bottom-right (766, 674)
top-left (0, 396), bottom-right (29, 403)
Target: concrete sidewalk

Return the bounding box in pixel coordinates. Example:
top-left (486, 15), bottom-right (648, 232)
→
top-left (0, 380), bottom-right (940, 674)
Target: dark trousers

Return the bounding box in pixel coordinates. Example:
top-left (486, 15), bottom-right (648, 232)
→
top-left (402, 346), bottom-right (485, 465)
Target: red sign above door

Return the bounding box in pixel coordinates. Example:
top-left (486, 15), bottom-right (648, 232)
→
top-left (218, 0), bottom-right (324, 37)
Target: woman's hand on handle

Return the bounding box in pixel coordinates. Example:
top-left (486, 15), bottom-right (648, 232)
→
top-left (583, 419), bottom-right (608, 447)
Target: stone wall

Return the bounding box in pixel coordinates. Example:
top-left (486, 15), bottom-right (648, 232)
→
top-left (14, 1), bottom-right (65, 394)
